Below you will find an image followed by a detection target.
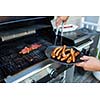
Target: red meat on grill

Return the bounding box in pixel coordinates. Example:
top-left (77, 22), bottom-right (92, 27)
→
top-left (19, 43), bottom-right (42, 54)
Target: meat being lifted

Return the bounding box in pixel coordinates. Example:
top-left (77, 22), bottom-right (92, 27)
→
top-left (19, 43), bottom-right (42, 54)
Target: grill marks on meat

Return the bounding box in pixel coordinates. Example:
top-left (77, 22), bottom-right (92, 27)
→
top-left (19, 43), bottom-right (42, 54)
top-left (51, 45), bottom-right (80, 64)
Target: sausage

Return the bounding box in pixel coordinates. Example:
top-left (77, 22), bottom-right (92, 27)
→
top-left (61, 53), bottom-right (70, 61)
top-left (57, 53), bottom-right (62, 60)
top-left (66, 56), bottom-right (72, 63)
top-left (75, 52), bottom-right (80, 57)
top-left (55, 47), bottom-right (63, 57)
top-left (62, 45), bottom-right (67, 57)
top-left (65, 49), bottom-right (70, 53)
top-left (66, 51), bottom-right (80, 63)
top-left (51, 47), bottom-right (61, 58)
top-left (51, 52), bottom-right (56, 58)
top-left (53, 47), bottom-right (61, 54)
top-left (62, 48), bottom-right (70, 58)
top-left (70, 48), bottom-right (75, 62)
top-left (62, 45), bottom-right (70, 58)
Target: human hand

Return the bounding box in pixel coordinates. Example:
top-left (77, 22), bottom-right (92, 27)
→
top-left (75, 56), bottom-right (100, 71)
top-left (55, 16), bottom-right (69, 27)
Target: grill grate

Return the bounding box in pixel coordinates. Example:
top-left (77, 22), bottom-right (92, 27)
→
top-left (0, 37), bottom-right (53, 79)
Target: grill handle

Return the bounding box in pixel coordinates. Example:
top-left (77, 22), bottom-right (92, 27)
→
top-left (0, 30), bottom-right (36, 42)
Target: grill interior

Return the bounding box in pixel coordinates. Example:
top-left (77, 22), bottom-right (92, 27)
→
top-left (0, 35), bottom-right (53, 80)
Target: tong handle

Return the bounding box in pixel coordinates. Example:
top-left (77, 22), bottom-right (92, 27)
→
top-left (54, 27), bottom-right (59, 45)
top-left (54, 22), bottom-right (64, 46)
top-left (60, 22), bottom-right (64, 45)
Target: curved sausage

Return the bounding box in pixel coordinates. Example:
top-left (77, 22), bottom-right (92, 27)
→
top-left (65, 49), bottom-right (70, 52)
top-left (62, 45), bottom-right (67, 57)
top-left (61, 53), bottom-right (70, 61)
top-left (66, 56), bottom-right (72, 63)
top-left (75, 52), bottom-right (80, 57)
top-left (70, 48), bottom-right (75, 62)
top-left (55, 47), bottom-right (63, 57)
top-left (53, 47), bottom-right (61, 54)
top-left (51, 47), bottom-right (61, 58)
top-left (57, 53), bottom-right (62, 60)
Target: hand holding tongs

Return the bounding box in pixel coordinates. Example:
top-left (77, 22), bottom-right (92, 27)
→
top-left (54, 21), bottom-right (64, 46)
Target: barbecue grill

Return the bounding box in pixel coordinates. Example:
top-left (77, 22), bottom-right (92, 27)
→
top-left (0, 16), bottom-right (70, 83)
top-left (0, 16), bottom-right (96, 83)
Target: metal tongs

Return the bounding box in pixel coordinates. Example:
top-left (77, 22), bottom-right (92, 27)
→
top-left (54, 22), bottom-right (64, 46)
top-left (54, 26), bottom-right (59, 45)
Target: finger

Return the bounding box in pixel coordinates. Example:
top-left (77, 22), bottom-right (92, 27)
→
top-left (80, 55), bottom-right (90, 60)
top-left (56, 20), bottom-right (62, 26)
top-left (75, 62), bottom-right (85, 67)
top-left (56, 17), bottom-right (61, 25)
top-left (64, 21), bottom-right (66, 25)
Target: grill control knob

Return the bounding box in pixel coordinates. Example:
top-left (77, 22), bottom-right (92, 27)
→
top-left (47, 67), bottom-right (58, 78)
